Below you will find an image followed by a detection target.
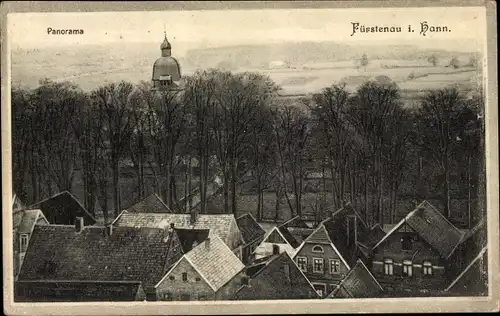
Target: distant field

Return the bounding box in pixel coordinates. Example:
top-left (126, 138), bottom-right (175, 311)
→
top-left (12, 46), bottom-right (481, 100)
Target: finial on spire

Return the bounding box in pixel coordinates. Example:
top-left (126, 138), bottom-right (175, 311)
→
top-left (163, 24), bottom-right (167, 40)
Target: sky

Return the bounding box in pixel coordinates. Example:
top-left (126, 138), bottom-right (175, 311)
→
top-left (8, 7), bottom-right (486, 53)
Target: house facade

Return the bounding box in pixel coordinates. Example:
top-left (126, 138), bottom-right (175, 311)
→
top-left (13, 209), bottom-right (49, 279)
top-left (155, 236), bottom-right (245, 301)
top-left (253, 225), bottom-right (300, 260)
top-left (292, 221), bottom-right (352, 297)
top-left (370, 201), bottom-right (464, 296)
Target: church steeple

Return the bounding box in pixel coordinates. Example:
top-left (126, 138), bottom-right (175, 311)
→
top-left (160, 27), bottom-right (172, 57)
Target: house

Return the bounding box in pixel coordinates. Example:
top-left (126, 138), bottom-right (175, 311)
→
top-left (125, 193), bottom-right (171, 214)
top-left (236, 213), bottom-right (266, 264)
top-left (370, 201), bottom-right (465, 296)
top-left (253, 223), bottom-right (300, 260)
top-left (112, 209), bottom-right (243, 252)
top-left (292, 203), bottom-right (370, 298)
top-left (31, 191), bottom-right (96, 226)
top-left (233, 248), bottom-right (319, 300)
top-left (13, 209), bottom-right (49, 279)
top-left (155, 236), bottom-right (245, 301)
top-left (17, 220), bottom-right (184, 301)
top-left (327, 259), bottom-right (384, 299)
top-left (279, 216), bottom-right (315, 244)
top-left (15, 280), bottom-right (146, 302)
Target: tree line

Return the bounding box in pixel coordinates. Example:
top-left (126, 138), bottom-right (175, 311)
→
top-left (12, 70), bottom-right (484, 226)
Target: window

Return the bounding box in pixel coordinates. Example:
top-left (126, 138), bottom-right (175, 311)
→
top-left (169, 276), bottom-right (175, 280)
top-left (162, 292), bottom-right (172, 301)
top-left (312, 283), bottom-right (326, 297)
top-left (330, 259), bottom-right (341, 274)
top-left (401, 236), bottom-right (413, 250)
top-left (20, 234), bottom-right (28, 252)
top-left (422, 261), bottom-right (433, 276)
top-left (313, 258), bottom-right (324, 273)
top-left (195, 277), bottom-right (201, 281)
top-left (384, 259), bottom-right (394, 275)
top-left (180, 293), bottom-right (190, 301)
top-left (297, 256), bottom-right (307, 272)
top-left (402, 260), bottom-right (413, 277)
top-left (312, 245), bottom-right (324, 253)
top-left (182, 272), bottom-right (188, 282)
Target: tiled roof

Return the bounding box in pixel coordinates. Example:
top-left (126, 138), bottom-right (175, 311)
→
top-left (280, 216), bottom-right (311, 229)
top-left (31, 191), bottom-right (96, 225)
top-left (328, 260), bottom-right (384, 298)
top-left (276, 225), bottom-right (300, 248)
top-left (374, 201), bottom-right (464, 259)
top-left (15, 280), bottom-right (146, 302)
top-left (174, 228), bottom-right (210, 253)
top-left (113, 212), bottom-right (238, 248)
top-left (17, 210), bottom-right (48, 234)
top-left (236, 213), bottom-right (266, 244)
top-left (126, 194), bottom-right (171, 214)
top-left (323, 218), bottom-right (356, 266)
top-left (184, 236), bottom-right (244, 292)
top-left (233, 252), bottom-right (319, 300)
top-left (18, 225), bottom-right (182, 293)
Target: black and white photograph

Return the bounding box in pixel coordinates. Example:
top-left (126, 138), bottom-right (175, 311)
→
top-left (2, 1), bottom-right (498, 314)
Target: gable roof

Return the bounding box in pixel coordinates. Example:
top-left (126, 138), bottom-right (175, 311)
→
top-left (113, 211), bottom-right (239, 247)
top-left (18, 225), bottom-right (182, 293)
top-left (31, 191), bottom-right (97, 225)
top-left (17, 209), bottom-right (49, 234)
top-left (174, 228), bottom-right (210, 253)
top-left (328, 260), bottom-right (384, 298)
top-left (236, 213), bottom-right (266, 244)
top-left (158, 236), bottom-right (244, 292)
top-left (294, 219), bottom-right (351, 270)
top-left (233, 252), bottom-right (319, 300)
top-left (126, 194), bottom-right (171, 214)
top-left (373, 201), bottom-right (464, 258)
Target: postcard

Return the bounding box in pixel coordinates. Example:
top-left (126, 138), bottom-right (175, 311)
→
top-left (2, 1), bottom-right (498, 314)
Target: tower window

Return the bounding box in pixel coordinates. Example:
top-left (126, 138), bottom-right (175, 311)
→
top-left (312, 245), bottom-right (324, 253)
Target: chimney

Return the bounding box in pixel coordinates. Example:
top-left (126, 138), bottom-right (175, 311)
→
top-left (205, 237), bottom-right (210, 251)
top-left (75, 217), bottom-right (84, 233)
top-left (272, 244), bottom-right (280, 255)
top-left (169, 222), bottom-right (175, 232)
top-left (190, 208), bottom-right (197, 225)
top-left (105, 224), bottom-right (113, 237)
top-left (346, 215), bottom-right (357, 247)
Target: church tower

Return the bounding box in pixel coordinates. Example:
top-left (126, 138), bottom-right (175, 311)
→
top-left (152, 30), bottom-right (181, 89)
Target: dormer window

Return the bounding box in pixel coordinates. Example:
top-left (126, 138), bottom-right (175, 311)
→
top-left (312, 245), bottom-right (324, 253)
top-left (19, 234), bottom-right (29, 252)
top-left (401, 236), bottom-right (413, 250)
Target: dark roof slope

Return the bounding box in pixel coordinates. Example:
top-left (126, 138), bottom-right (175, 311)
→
top-left (18, 225), bottom-right (182, 293)
top-left (233, 252), bottom-right (319, 300)
top-left (15, 280), bottom-right (146, 302)
top-left (126, 194), bottom-right (171, 214)
top-left (328, 260), bottom-right (384, 298)
top-left (277, 225), bottom-right (300, 248)
top-left (445, 246), bottom-right (488, 295)
top-left (236, 213), bottom-right (266, 244)
top-left (174, 228), bottom-right (210, 253)
top-left (31, 191), bottom-right (96, 225)
top-left (280, 216), bottom-right (310, 229)
top-left (323, 218), bottom-right (356, 266)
